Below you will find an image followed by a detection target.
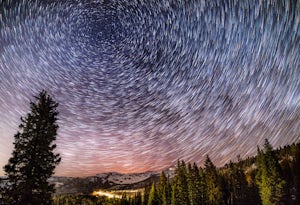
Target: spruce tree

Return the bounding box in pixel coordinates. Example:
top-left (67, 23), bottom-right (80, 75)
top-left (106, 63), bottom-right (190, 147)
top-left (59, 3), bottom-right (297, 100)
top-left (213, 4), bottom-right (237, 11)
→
top-left (291, 143), bottom-right (300, 205)
top-left (171, 160), bottom-right (189, 205)
top-left (198, 166), bottom-right (207, 205)
top-left (187, 162), bottom-right (203, 205)
top-left (148, 182), bottom-right (159, 205)
top-left (157, 171), bottom-right (171, 205)
top-left (204, 155), bottom-right (222, 205)
top-left (226, 161), bottom-right (248, 205)
top-left (3, 90), bottom-right (61, 205)
top-left (144, 183), bottom-right (152, 205)
top-left (256, 139), bottom-right (285, 205)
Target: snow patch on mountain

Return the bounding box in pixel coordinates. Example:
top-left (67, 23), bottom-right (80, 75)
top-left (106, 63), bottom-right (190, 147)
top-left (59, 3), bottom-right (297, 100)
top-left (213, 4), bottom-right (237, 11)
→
top-left (96, 171), bottom-right (158, 184)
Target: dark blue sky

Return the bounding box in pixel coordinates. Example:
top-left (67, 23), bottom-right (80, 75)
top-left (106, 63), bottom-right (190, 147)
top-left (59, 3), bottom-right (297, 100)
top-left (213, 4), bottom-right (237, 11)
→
top-left (0, 0), bottom-right (299, 176)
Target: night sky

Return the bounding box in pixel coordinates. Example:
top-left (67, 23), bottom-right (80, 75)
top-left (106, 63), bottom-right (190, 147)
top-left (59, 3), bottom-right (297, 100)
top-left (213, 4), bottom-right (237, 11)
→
top-left (0, 0), bottom-right (299, 177)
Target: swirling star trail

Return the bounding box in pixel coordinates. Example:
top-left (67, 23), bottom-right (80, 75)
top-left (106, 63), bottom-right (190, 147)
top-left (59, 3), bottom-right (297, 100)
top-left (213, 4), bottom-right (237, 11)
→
top-left (0, 0), bottom-right (299, 176)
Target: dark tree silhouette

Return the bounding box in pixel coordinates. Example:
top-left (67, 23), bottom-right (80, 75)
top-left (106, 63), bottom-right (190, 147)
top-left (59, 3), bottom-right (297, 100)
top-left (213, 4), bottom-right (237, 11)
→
top-left (3, 90), bottom-right (61, 205)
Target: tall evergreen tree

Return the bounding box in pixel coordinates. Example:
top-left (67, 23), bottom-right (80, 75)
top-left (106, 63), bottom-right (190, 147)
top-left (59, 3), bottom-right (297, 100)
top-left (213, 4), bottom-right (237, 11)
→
top-left (204, 155), bottom-right (222, 205)
top-left (224, 161), bottom-right (248, 205)
top-left (291, 143), bottom-right (300, 205)
top-left (143, 183), bottom-right (152, 205)
top-left (166, 174), bottom-right (172, 205)
top-left (198, 166), bottom-right (207, 205)
top-left (171, 160), bottom-right (189, 205)
top-left (187, 163), bottom-right (204, 205)
top-left (256, 139), bottom-right (285, 205)
top-left (148, 183), bottom-right (159, 205)
top-left (280, 151), bottom-right (294, 204)
top-left (3, 90), bottom-right (61, 205)
top-left (157, 171), bottom-right (171, 205)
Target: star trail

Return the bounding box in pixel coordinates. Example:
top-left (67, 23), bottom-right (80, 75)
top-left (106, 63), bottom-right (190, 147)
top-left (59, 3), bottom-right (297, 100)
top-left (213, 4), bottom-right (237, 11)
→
top-left (0, 0), bottom-right (299, 176)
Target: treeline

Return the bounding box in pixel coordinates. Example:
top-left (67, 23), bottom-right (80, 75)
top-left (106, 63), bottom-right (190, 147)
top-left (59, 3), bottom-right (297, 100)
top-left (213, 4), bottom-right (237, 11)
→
top-left (143, 140), bottom-right (299, 205)
top-left (52, 140), bottom-right (299, 205)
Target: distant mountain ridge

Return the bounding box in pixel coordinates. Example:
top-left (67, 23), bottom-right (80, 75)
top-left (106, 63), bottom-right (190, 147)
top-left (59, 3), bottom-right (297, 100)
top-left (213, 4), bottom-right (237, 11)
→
top-left (48, 168), bottom-right (175, 195)
top-left (0, 169), bottom-right (175, 196)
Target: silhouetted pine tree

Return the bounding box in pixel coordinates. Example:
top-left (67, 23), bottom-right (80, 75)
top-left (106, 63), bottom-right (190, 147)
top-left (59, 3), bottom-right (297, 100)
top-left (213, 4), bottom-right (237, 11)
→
top-left (3, 90), bottom-right (61, 205)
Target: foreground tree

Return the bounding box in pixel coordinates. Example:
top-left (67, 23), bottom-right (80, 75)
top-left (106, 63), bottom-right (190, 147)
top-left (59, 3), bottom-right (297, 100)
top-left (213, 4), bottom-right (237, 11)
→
top-left (3, 90), bottom-right (61, 205)
top-left (256, 139), bottom-right (285, 205)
